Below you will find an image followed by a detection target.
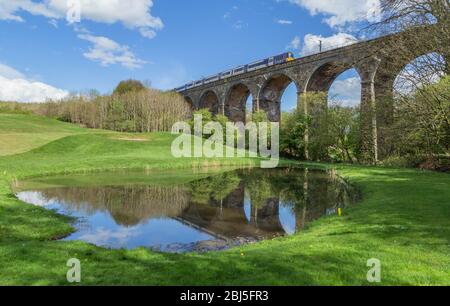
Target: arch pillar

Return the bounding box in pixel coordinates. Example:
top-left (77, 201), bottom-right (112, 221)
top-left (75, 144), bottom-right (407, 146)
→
top-left (246, 83), bottom-right (261, 118)
top-left (297, 91), bottom-right (310, 160)
top-left (375, 71), bottom-right (397, 159)
top-left (258, 74), bottom-right (300, 122)
top-left (185, 92), bottom-right (201, 110)
top-left (225, 83), bottom-right (252, 123)
top-left (218, 89), bottom-right (226, 116)
top-left (199, 90), bottom-right (222, 115)
top-left (184, 96), bottom-right (195, 111)
top-left (357, 57), bottom-right (381, 164)
top-left (258, 98), bottom-right (281, 122)
top-left (293, 74), bottom-right (309, 113)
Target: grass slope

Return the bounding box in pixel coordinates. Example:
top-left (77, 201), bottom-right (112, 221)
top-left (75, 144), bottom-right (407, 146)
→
top-left (0, 114), bottom-right (94, 157)
top-left (0, 114), bottom-right (449, 285)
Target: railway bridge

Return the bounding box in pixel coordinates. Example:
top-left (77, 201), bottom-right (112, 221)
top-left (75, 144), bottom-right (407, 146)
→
top-left (177, 29), bottom-right (441, 162)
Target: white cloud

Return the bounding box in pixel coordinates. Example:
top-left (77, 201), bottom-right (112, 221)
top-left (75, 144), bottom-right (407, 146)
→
top-left (78, 227), bottom-right (142, 248)
top-left (329, 76), bottom-right (361, 107)
top-left (232, 20), bottom-right (247, 30)
top-left (140, 28), bottom-right (156, 39)
top-left (0, 63), bottom-right (25, 79)
top-left (48, 18), bottom-right (58, 28)
top-left (287, 0), bottom-right (381, 27)
top-left (17, 191), bottom-right (53, 207)
top-left (0, 0), bottom-right (163, 39)
top-left (78, 34), bottom-right (147, 69)
top-left (276, 19), bottom-right (293, 25)
top-left (0, 63), bottom-right (69, 103)
top-left (301, 33), bottom-right (358, 55)
top-left (287, 36), bottom-right (301, 50)
top-left (0, 0), bottom-right (58, 21)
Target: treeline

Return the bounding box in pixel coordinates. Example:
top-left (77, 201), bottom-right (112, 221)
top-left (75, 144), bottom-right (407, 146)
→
top-left (34, 88), bottom-right (192, 133)
top-left (1, 80), bottom-right (193, 133)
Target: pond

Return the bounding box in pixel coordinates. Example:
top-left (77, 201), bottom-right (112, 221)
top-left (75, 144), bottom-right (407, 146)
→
top-left (16, 167), bottom-right (357, 253)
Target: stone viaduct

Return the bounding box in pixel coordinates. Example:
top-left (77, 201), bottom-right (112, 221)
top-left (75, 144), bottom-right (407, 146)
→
top-left (178, 29), bottom-right (441, 163)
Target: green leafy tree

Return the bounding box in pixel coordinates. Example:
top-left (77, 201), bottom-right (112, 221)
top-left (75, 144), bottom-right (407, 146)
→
top-left (280, 111), bottom-right (308, 159)
top-left (106, 99), bottom-right (127, 131)
top-left (326, 103), bottom-right (361, 163)
top-left (214, 114), bottom-right (229, 130)
top-left (252, 110), bottom-right (269, 123)
top-left (113, 79), bottom-right (146, 96)
top-left (189, 108), bottom-right (213, 133)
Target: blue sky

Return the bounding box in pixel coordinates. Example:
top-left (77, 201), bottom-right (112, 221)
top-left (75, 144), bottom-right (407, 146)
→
top-left (0, 0), bottom-right (381, 109)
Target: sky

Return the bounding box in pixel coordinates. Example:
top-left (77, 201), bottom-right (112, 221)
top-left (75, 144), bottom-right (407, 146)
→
top-left (0, 0), bottom-right (383, 110)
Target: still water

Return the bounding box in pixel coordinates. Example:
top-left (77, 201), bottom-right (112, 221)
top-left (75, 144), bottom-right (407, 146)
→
top-left (17, 168), bottom-right (357, 253)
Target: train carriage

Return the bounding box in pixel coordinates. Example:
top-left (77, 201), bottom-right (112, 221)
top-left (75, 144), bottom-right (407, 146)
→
top-left (175, 52), bottom-right (294, 92)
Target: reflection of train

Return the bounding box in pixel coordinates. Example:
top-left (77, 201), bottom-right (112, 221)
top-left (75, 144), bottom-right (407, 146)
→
top-left (175, 52), bottom-right (295, 92)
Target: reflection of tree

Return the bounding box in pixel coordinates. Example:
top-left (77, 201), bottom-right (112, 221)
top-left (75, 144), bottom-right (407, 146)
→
top-left (242, 169), bottom-right (277, 209)
top-left (241, 167), bottom-right (356, 233)
top-left (270, 169), bottom-right (307, 208)
top-left (188, 171), bottom-right (241, 204)
top-left (39, 186), bottom-right (190, 226)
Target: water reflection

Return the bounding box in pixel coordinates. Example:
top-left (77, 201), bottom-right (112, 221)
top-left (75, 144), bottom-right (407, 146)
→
top-left (17, 168), bottom-right (357, 252)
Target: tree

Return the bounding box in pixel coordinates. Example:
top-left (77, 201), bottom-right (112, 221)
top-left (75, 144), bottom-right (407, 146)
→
top-left (280, 111), bottom-right (308, 159)
top-left (392, 75), bottom-right (450, 158)
top-left (113, 79), bottom-right (146, 96)
top-left (326, 103), bottom-right (361, 163)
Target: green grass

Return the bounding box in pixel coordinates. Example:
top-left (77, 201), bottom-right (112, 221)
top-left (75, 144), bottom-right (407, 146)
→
top-left (0, 113), bottom-right (449, 285)
top-left (0, 114), bottom-right (94, 157)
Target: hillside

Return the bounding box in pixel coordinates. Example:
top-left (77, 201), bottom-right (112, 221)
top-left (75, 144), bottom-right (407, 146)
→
top-left (0, 114), bottom-right (92, 157)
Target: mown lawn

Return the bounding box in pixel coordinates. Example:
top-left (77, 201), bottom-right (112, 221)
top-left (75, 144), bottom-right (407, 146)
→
top-left (0, 114), bottom-right (449, 285)
top-left (0, 114), bottom-right (100, 157)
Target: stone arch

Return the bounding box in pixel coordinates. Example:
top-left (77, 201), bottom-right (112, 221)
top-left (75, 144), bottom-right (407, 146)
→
top-left (305, 59), bottom-right (365, 119)
top-left (302, 59), bottom-right (366, 161)
top-left (184, 96), bottom-right (195, 110)
top-left (199, 90), bottom-right (220, 115)
top-left (225, 83), bottom-right (252, 123)
top-left (393, 52), bottom-right (446, 94)
top-left (372, 47), bottom-right (444, 106)
top-left (305, 59), bottom-right (359, 93)
top-left (258, 73), bottom-right (299, 122)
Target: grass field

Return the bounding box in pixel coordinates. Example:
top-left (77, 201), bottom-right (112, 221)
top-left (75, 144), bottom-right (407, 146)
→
top-left (0, 113), bottom-right (449, 285)
top-left (0, 114), bottom-right (95, 157)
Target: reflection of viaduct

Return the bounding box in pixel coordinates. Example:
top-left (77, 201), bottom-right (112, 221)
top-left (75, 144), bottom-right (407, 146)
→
top-left (178, 183), bottom-right (305, 239)
top-left (37, 180), bottom-right (335, 240)
top-left (179, 29), bottom-right (442, 162)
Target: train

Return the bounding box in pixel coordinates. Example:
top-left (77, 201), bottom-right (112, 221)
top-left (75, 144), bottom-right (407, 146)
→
top-left (175, 52), bottom-right (295, 92)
